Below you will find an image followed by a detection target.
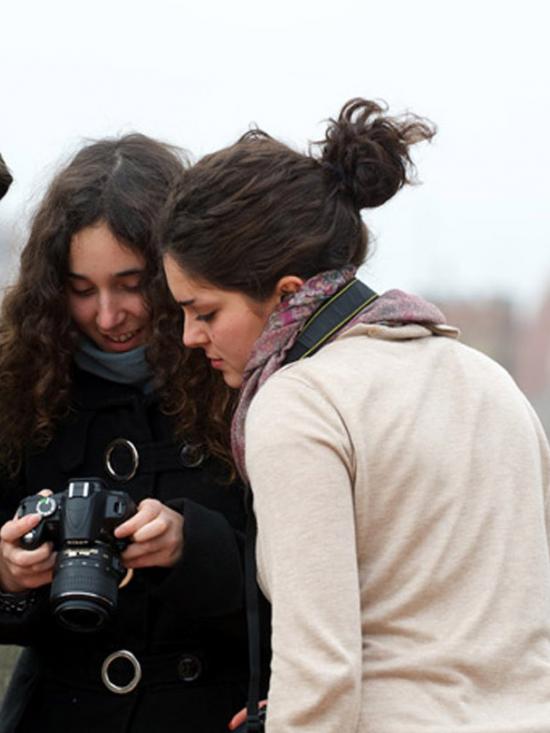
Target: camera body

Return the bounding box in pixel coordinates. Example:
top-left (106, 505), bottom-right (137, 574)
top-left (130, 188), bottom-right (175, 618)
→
top-left (17, 477), bottom-right (136, 632)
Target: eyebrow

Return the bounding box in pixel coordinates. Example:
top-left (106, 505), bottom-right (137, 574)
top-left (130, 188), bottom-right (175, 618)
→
top-left (68, 268), bottom-right (145, 280)
top-left (178, 298), bottom-right (195, 306)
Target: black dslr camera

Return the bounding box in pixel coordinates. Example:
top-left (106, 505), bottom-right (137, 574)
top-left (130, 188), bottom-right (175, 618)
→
top-left (17, 478), bottom-right (136, 632)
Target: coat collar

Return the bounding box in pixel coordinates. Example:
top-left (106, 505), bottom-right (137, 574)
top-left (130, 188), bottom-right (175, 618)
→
top-left (71, 366), bottom-right (155, 411)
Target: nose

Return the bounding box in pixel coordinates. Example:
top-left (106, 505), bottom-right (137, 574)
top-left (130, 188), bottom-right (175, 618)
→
top-left (182, 316), bottom-right (209, 349)
top-left (96, 294), bottom-right (125, 331)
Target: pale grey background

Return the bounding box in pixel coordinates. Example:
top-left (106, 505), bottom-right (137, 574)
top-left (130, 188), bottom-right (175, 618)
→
top-left (1, 0), bottom-right (549, 310)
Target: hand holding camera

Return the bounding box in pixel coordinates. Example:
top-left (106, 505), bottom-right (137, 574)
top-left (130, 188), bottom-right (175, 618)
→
top-left (0, 499), bottom-right (56, 593)
top-left (13, 478), bottom-right (136, 632)
top-left (115, 497), bottom-right (184, 570)
top-left (1, 478), bottom-right (185, 633)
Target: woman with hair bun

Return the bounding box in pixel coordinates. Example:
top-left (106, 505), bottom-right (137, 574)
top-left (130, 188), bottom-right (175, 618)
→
top-left (161, 98), bottom-right (550, 732)
top-left (0, 134), bottom-right (267, 733)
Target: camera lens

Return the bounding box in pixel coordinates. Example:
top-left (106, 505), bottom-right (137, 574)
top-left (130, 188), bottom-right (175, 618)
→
top-left (50, 546), bottom-right (125, 633)
top-left (55, 601), bottom-right (108, 632)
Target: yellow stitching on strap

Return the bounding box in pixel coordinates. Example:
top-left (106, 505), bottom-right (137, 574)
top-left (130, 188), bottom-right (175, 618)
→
top-left (299, 293), bottom-right (378, 360)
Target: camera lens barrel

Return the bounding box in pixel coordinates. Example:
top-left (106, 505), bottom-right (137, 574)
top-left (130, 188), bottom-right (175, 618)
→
top-left (50, 545), bottom-right (126, 633)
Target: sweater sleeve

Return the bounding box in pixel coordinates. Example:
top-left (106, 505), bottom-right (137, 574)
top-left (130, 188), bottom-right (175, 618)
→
top-left (245, 373), bottom-right (363, 733)
top-left (148, 496), bottom-right (244, 618)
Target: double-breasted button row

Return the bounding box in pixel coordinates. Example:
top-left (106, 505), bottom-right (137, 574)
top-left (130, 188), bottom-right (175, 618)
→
top-left (104, 439), bottom-right (205, 481)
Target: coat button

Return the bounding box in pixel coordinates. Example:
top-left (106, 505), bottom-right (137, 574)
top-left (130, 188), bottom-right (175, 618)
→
top-left (177, 654), bottom-right (203, 682)
top-left (179, 443), bottom-right (205, 468)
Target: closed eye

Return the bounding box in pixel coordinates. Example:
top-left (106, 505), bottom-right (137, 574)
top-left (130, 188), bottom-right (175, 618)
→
top-left (196, 312), bottom-right (216, 323)
top-left (69, 286), bottom-right (95, 297)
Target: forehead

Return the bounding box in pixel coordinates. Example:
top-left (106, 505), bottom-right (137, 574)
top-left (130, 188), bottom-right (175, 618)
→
top-left (163, 254), bottom-right (220, 302)
top-left (69, 223), bottom-right (145, 274)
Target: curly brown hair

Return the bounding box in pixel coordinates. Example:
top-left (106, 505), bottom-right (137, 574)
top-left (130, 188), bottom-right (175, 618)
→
top-left (0, 134), bottom-right (236, 477)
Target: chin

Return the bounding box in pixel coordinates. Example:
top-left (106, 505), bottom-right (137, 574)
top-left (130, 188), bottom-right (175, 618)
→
top-left (223, 371), bottom-right (244, 389)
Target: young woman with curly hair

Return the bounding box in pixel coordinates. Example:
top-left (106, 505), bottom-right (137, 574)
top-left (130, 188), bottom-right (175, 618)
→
top-left (161, 99), bottom-right (550, 733)
top-left (0, 134), bottom-right (265, 733)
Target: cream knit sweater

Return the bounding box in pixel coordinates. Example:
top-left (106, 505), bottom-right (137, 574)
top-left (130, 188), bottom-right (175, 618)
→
top-left (245, 323), bottom-right (550, 733)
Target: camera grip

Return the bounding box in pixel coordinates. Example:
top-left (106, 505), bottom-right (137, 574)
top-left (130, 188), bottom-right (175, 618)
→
top-left (19, 527), bottom-right (43, 551)
top-left (17, 494), bottom-right (58, 550)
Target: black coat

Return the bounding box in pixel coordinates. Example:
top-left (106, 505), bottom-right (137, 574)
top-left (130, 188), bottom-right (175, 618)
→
top-left (0, 367), bottom-right (270, 733)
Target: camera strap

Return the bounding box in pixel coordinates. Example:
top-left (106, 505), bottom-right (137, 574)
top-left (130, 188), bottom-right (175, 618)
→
top-left (244, 278), bottom-right (378, 731)
top-left (244, 502), bottom-right (264, 733)
top-left (284, 278), bottom-right (378, 362)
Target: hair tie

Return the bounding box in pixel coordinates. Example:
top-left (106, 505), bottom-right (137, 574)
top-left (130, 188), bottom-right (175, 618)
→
top-left (321, 160), bottom-right (361, 209)
top-left (321, 160), bottom-right (347, 186)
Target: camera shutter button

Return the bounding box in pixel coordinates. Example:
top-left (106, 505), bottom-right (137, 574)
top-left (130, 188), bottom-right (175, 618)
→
top-left (21, 530), bottom-right (37, 547)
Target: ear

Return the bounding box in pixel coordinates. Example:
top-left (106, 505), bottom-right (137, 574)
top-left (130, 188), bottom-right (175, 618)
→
top-left (274, 275), bottom-right (304, 301)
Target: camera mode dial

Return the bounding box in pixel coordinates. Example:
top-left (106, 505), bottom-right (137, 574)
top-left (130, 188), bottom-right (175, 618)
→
top-left (36, 496), bottom-right (57, 517)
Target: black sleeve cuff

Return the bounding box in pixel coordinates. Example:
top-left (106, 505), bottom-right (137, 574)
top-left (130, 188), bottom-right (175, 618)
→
top-left (0, 590), bottom-right (37, 616)
top-left (0, 586), bottom-right (50, 644)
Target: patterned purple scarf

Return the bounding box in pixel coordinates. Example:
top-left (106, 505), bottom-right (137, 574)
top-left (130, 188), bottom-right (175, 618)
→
top-left (231, 266), bottom-right (446, 481)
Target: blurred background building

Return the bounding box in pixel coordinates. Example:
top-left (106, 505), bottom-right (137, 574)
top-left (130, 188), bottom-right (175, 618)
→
top-left (433, 294), bottom-right (550, 436)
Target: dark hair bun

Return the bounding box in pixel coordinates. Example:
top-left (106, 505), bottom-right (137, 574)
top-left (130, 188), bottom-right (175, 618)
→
top-left (320, 98), bottom-right (436, 210)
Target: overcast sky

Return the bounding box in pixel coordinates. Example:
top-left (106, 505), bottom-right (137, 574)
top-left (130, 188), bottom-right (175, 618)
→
top-left (1, 0), bottom-right (548, 310)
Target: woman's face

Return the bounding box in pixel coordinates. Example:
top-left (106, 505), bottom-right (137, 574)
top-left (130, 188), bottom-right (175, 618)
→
top-left (66, 222), bottom-right (151, 353)
top-left (163, 254), bottom-right (280, 388)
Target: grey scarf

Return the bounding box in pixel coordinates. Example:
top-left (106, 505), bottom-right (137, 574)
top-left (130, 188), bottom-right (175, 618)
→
top-left (74, 338), bottom-right (154, 393)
